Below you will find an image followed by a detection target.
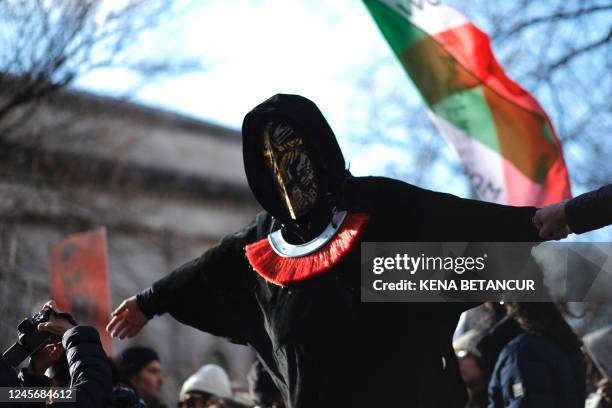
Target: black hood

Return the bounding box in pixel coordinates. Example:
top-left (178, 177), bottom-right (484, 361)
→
top-left (242, 94), bottom-right (347, 224)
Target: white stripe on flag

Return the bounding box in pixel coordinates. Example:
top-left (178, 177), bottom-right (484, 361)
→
top-left (376, 0), bottom-right (467, 35)
top-left (426, 110), bottom-right (507, 204)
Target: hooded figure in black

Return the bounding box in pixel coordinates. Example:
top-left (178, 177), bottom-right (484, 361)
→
top-left (108, 94), bottom-right (546, 408)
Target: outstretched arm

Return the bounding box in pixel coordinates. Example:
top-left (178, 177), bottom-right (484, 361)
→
top-left (107, 219), bottom-right (261, 344)
top-left (353, 177), bottom-right (543, 242)
top-left (417, 187), bottom-right (542, 242)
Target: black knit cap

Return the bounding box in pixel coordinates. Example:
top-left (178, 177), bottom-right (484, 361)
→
top-left (117, 346), bottom-right (159, 380)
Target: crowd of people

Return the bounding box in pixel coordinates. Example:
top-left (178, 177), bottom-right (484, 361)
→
top-left (3, 299), bottom-right (612, 407)
top-left (453, 302), bottom-right (612, 408)
top-left (0, 300), bottom-right (286, 407)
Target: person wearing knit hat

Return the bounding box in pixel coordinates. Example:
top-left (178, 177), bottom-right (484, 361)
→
top-left (178, 364), bottom-right (233, 408)
top-left (117, 346), bottom-right (165, 408)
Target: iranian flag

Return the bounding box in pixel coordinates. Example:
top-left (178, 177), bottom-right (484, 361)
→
top-left (363, 0), bottom-right (572, 205)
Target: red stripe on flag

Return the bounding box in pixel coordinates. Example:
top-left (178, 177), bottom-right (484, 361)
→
top-left (432, 23), bottom-right (547, 117)
top-left (432, 22), bottom-right (571, 204)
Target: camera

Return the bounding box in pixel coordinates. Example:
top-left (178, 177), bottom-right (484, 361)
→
top-left (2, 306), bottom-right (75, 368)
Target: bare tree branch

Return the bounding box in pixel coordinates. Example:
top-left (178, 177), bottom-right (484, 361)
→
top-left (0, 0), bottom-right (206, 134)
top-left (542, 26), bottom-right (612, 75)
top-left (493, 3), bottom-right (612, 41)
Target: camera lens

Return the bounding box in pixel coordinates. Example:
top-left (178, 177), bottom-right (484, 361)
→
top-left (17, 318), bottom-right (35, 334)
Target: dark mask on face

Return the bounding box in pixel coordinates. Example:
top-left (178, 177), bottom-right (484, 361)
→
top-left (262, 121), bottom-right (319, 220)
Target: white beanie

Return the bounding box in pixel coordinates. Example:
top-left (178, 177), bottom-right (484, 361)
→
top-left (179, 364), bottom-right (233, 401)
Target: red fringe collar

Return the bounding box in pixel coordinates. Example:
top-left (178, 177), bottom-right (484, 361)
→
top-left (245, 213), bottom-right (369, 286)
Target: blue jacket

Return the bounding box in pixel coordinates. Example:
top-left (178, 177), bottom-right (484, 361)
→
top-left (488, 332), bottom-right (585, 408)
top-left (478, 316), bottom-right (523, 379)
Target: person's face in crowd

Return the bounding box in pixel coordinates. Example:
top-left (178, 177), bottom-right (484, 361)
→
top-left (130, 360), bottom-right (164, 402)
top-left (178, 391), bottom-right (228, 408)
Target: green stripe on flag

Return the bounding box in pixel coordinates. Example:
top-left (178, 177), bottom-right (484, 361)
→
top-left (432, 86), bottom-right (499, 153)
top-left (364, 0), bottom-right (426, 55)
top-left (541, 121), bottom-right (555, 145)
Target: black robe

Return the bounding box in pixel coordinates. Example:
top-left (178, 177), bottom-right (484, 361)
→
top-left (137, 175), bottom-right (542, 408)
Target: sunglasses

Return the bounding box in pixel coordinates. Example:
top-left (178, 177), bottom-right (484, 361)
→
top-left (177, 394), bottom-right (227, 408)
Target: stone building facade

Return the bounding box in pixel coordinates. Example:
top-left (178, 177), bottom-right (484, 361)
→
top-left (0, 88), bottom-right (260, 405)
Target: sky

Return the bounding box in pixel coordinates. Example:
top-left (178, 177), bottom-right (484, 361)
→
top-left (73, 0), bottom-right (610, 241)
top-left (76, 0), bottom-right (384, 128)
top-left (73, 0), bottom-right (463, 190)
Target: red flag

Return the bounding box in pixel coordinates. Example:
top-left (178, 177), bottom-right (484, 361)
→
top-left (50, 228), bottom-right (113, 355)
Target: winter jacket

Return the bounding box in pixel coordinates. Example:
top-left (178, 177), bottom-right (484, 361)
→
top-left (488, 332), bottom-right (585, 408)
top-left (0, 353), bottom-right (19, 387)
top-left (62, 326), bottom-right (112, 408)
top-left (137, 94), bottom-right (543, 408)
top-left (0, 326), bottom-right (111, 408)
top-left (477, 316), bottom-right (523, 379)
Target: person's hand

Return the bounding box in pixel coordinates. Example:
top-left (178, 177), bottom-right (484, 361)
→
top-left (37, 300), bottom-right (76, 337)
top-left (597, 378), bottom-right (612, 403)
top-left (30, 341), bottom-right (63, 376)
top-left (30, 300), bottom-right (75, 375)
top-left (533, 201), bottom-right (571, 240)
top-left (106, 296), bottom-right (149, 339)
